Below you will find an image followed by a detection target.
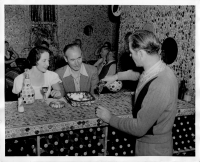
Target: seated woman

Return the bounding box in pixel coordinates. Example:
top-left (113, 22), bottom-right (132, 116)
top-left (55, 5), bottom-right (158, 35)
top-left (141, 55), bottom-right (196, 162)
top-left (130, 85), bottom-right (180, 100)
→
top-left (93, 42), bottom-right (111, 74)
top-left (97, 51), bottom-right (117, 94)
top-left (5, 41), bottom-right (19, 73)
top-left (5, 58), bottom-right (29, 89)
top-left (40, 40), bottom-right (56, 71)
top-left (12, 46), bottom-right (64, 99)
top-left (99, 51), bottom-right (117, 80)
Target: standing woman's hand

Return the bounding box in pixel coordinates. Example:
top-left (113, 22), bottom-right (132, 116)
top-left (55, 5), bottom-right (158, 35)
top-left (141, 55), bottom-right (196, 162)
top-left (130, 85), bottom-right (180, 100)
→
top-left (102, 74), bottom-right (118, 86)
top-left (95, 106), bottom-right (112, 123)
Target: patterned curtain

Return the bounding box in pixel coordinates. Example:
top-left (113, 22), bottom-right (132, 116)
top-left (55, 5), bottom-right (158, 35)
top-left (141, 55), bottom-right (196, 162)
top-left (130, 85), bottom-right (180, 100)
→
top-left (30, 5), bottom-right (56, 22)
top-left (29, 5), bottom-right (58, 71)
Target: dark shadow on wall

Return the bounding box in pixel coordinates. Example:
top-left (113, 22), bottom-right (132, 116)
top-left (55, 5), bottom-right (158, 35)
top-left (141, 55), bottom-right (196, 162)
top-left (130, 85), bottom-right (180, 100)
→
top-left (107, 5), bottom-right (120, 54)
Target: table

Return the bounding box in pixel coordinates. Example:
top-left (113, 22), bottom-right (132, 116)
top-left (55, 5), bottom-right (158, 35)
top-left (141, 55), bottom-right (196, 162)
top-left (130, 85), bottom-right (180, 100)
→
top-left (5, 92), bottom-right (195, 156)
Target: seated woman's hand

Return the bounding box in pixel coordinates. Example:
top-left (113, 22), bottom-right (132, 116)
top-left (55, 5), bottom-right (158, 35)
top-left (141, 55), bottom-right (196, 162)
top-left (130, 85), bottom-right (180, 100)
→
top-left (50, 90), bottom-right (62, 99)
top-left (102, 74), bottom-right (118, 86)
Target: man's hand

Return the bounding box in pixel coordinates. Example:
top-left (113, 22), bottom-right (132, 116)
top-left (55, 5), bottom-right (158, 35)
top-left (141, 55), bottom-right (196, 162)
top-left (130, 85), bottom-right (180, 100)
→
top-left (95, 106), bottom-right (112, 123)
top-left (50, 90), bottom-right (61, 98)
top-left (101, 74), bottom-right (118, 87)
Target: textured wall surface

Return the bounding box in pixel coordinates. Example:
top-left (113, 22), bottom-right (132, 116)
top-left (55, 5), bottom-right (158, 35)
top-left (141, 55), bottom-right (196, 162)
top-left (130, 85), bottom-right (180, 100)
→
top-left (5, 5), bottom-right (117, 60)
top-left (5, 5), bottom-right (31, 58)
top-left (57, 5), bottom-right (117, 61)
top-left (118, 5), bottom-right (195, 101)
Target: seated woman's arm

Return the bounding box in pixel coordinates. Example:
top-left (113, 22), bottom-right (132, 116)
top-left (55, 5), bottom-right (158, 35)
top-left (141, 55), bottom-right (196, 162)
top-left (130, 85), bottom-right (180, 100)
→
top-left (94, 44), bottom-right (103, 56)
top-left (5, 58), bottom-right (16, 64)
top-left (11, 49), bottom-right (19, 59)
top-left (93, 58), bottom-right (103, 67)
top-left (8, 47), bottom-right (19, 60)
top-left (106, 63), bottom-right (116, 76)
top-left (51, 82), bottom-right (64, 99)
top-left (49, 72), bottom-right (64, 99)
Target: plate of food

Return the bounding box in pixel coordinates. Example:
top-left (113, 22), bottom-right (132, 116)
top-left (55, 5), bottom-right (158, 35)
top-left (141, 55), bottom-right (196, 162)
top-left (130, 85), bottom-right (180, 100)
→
top-left (46, 97), bottom-right (67, 109)
top-left (65, 92), bottom-right (95, 107)
top-left (49, 100), bottom-right (65, 109)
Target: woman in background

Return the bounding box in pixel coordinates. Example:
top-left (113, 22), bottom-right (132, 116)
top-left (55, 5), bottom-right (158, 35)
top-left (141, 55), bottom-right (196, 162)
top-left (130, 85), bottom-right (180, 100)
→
top-left (93, 42), bottom-right (112, 74)
top-left (98, 51), bottom-right (117, 80)
top-left (12, 46), bottom-right (64, 99)
top-left (5, 41), bottom-right (19, 73)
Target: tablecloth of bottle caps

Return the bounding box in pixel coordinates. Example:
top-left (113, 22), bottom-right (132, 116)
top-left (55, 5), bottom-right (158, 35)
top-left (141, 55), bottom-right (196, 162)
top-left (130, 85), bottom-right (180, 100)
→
top-left (5, 92), bottom-right (195, 139)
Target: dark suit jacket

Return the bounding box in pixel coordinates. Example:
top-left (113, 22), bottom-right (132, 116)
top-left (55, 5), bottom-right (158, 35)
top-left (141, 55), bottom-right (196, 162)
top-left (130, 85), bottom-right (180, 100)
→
top-left (55, 63), bottom-right (99, 95)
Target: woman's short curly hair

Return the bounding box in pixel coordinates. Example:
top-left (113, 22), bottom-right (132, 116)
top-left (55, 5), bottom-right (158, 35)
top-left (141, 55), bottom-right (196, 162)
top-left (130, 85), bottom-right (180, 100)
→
top-left (27, 46), bottom-right (51, 68)
top-left (129, 30), bottom-right (161, 55)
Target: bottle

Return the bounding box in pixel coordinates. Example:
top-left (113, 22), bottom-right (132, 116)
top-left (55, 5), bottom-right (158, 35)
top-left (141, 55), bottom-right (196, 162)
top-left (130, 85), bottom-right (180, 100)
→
top-left (18, 97), bottom-right (24, 112)
top-left (178, 79), bottom-right (187, 100)
top-left (40, 137), bottom-right (49, 150)
top-left (58, 147), bottom-right (68, 156)
top-left (118, 143), bottom-right (125, 156)
top-left (26, 138), bottom-right (37, 156)
top-left (12, 139), bottom-right (27, 156)
top-left (21, 69), bottom-right (35, 104)
top-left (87, 128), bottom-right (94, 139)
top-left (60, 132), bottom-right (70, 148)
top-left (78, 143), bottom-right (85, 156)
top-left (96, 127), bottom-right (106, 139)
top-left (107, 141), bottom-right (117, 156)
top-left (47, 144), bottom-right (58, 156)
top-left (68, 145), bottom-right (79, 156)
top-left (184, 90), bottom-right (191, 102)
top-left (87, 146), bottom-right (98, 156)
top-left (79, 129), bottom-right (84, 138)
top-left (96, 141), bottom-right (105, 155)
top-left (83, 130), bottom-right (89, 142)
top-left (5, 140), bottom-right (13, 156)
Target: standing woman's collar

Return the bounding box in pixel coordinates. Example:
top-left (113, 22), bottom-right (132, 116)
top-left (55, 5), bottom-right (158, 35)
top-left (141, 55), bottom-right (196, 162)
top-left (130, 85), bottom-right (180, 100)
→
top-left (136, 59), bottom-right (166, 96)
top-left (143, 59), bottom-right (163, 76)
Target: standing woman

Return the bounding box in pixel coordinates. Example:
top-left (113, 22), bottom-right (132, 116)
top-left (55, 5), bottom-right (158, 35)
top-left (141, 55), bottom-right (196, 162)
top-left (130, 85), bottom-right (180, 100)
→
top-left (96, 30), bottom-right (178, 156)
top-left (12, 46), bottom-right (64, 99)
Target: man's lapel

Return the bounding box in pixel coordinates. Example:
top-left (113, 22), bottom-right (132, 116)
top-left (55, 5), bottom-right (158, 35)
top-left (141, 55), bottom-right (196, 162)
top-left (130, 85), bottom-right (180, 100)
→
top-left (63, 75), bottom-right (76, 92)
top-left (80, 75), bottom-right (89, 91)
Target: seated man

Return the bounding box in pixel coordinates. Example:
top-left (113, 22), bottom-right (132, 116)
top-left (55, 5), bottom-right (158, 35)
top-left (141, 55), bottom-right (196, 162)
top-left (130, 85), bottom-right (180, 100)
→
top-left (55, 43), bottom-right (99, 95)
top-left (99, 51), bottom-right (117, 80)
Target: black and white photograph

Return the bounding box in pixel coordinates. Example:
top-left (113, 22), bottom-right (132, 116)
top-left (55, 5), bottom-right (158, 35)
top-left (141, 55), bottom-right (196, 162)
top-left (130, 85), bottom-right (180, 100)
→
top-left (1, 1), bottom-right (199, 162)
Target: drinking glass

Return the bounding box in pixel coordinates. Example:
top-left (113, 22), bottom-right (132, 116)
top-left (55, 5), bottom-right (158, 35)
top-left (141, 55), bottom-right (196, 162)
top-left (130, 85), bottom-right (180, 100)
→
top-left (40, 86), bottom-right (48, 102)
top-left (96, 81), bottom-right (106, 100)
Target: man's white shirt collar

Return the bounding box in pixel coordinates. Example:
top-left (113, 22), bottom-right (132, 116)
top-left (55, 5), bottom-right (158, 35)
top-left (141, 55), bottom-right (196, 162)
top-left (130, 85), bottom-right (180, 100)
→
top-left (63, 63), bottom-right (89, 78)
